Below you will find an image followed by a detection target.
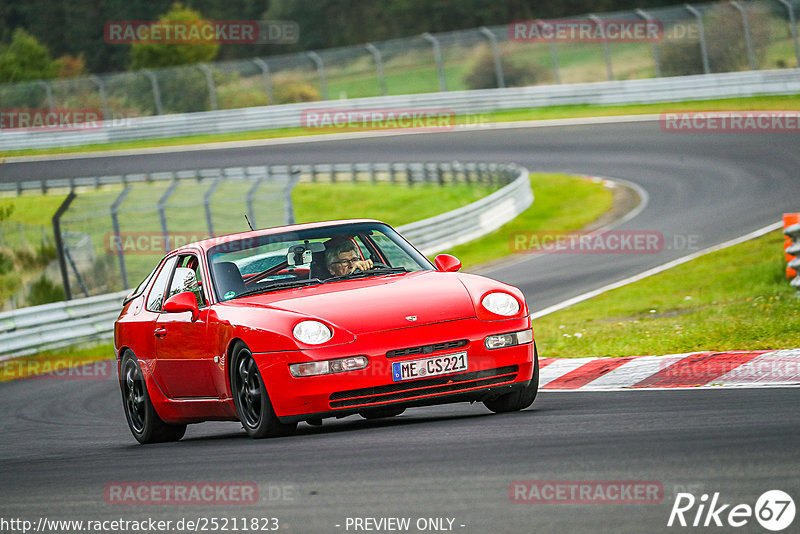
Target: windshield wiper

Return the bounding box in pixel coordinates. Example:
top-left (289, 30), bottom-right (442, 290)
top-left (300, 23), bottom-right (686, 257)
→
top-left (231, 278), bottom-right (324, 298)
top-left (322, 267), bottom-right (408, 283)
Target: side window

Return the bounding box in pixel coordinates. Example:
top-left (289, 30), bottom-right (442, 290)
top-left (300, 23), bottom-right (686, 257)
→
top-left (166, 255), bottom-right (206, 307)
top-left (146, 256), bottom-right (178, 312)
top-left (369, 233), bottom-right (422, 271)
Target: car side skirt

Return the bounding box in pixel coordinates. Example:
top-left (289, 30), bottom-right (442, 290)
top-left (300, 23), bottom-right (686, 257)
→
top-left (137, 358), bottom-right (239, 424)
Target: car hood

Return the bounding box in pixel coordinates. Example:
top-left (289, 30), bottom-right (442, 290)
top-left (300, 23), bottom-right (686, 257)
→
top-left (235, 271), bottom-right (475, 335)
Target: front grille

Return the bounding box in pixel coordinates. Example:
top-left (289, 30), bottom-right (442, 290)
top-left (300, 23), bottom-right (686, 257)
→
top-left (329, 365), bottom-right (518, 408)
top-left (386, 339), bottom-right (469, 359)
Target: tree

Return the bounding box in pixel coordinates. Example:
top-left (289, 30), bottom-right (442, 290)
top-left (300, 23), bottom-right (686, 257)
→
top-left (130, 3), bottom-right (219, 70)
top-left (0, 28), bottom-right (58, 83)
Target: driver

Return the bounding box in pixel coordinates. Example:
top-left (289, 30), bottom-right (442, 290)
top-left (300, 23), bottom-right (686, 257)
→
top-left (325, 239), bottom-right (373, 277)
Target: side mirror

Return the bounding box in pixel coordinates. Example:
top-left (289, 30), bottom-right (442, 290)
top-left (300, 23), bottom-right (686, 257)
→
top-left (163, 291), bottom-right (200, 321)
top-left (434, 254), bottom-right (461, 273)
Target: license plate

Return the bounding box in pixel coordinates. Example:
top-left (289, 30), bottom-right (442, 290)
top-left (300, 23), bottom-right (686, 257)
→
top-left (392, 352), bottom-right (468, 382)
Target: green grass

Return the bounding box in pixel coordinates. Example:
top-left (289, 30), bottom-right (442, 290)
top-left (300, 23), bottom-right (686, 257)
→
top-left (449, 174), bottom-right (614, 269)
top-left (534, 230), bottom-right (800, 359)
top-left (6, 184), bottom-right (796, 375)
top-left (1, 175), bottom-right (583, 301)
top-left (7, 226), bottom-right (796, 378)
top-left (293, 182), bottom-right (496, 228)
top-left (1, 175), bottom-right (591, 294)
top-left (3, 94), bottom-right (799, 158)
top-left (0, 195), bottom-right (67, 226)
top-left (0, 172), bottom-right (613, 372)
top-left (320, 32), bottom-right (800, 97)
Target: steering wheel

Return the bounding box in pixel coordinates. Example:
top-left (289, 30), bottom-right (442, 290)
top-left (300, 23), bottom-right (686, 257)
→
top-left (343, 262), bottom-right (389, 278)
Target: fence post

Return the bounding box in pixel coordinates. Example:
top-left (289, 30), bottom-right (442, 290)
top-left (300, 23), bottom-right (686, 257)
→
top-left (364, 43), bottom-right (387, 96)
top-left (52, 192), bottom-right (76, 300)
top-left (141, 69), bottom-right (164, 115)
top-left (685, 4), bottom-right (711, 74)
top-left (368, 162), bottom-right (376, 184)
top-left (636, 9), bottom-right (662, 77)
top-left (203, 179), bottom-right (222, 237)
top-left (284, 170), bottom-right (302, 225)
top-left (89, 75), bottom-right (112, 121)
top-left (198, 63), bottom-right (218, 110)
top-left (252, 58), bottom-right (274, 104)
top-left (778, 0), bottom-right (800, 68)
top-left (479, 27), bottom-right (505, 88)
top-left (38, 81), bottom-right (55, 111)
top-left (110, 186), bottom-right (132, 291)
top-left (306, 52), bottom-right (329, 101)
top-left (158, 179), bottom-right (179, 253)
top-left (246, 168), bottom-right (269, 228)
top-left (422, 33), bottom-right (448, 92)
top-left (548, 39), bottom-right (562, 84)
top-left (589, 15), bottom-right (614, 81)
top-left (730, 1), bottom-right (757, 70)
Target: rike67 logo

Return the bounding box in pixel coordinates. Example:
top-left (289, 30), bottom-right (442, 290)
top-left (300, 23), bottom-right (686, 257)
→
top-left (668, 490), bottom-right (795, 531)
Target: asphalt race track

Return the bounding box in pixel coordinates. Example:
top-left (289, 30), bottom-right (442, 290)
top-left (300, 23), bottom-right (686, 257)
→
top-left (3, 121), bottom-right (798, 310)
top-left (1, 120), bottom-right (799, 533)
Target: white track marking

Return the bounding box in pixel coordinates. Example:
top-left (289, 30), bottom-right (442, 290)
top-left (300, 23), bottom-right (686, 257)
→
top-left (531, 221), bottom-right (783, 320)
top-left (575, 354), bottom-right (691, 389)
top-left (538, 357), bottom-right (597, 387)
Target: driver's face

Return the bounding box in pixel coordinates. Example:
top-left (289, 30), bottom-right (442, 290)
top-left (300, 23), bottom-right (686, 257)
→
top-left (328, 250), bottom-right (359, 276)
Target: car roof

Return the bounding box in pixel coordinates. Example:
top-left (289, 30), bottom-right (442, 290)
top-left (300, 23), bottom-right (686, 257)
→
top-left (170, 219), bottom-right (386, 254)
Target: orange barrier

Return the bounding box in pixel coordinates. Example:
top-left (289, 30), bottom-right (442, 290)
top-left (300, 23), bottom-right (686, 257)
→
top-left (784, 213), bottom-right (800, 279)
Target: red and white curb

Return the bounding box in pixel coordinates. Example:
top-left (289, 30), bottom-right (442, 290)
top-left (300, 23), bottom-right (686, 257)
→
top-left (538, 349), bottom-right (800, 390)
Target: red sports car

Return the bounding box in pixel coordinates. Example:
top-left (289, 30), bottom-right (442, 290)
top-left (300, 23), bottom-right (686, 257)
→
top-left (115, 219), bottom-right (538, 443)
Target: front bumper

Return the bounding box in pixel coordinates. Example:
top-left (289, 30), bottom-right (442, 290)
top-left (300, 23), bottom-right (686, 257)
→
top-left (252, 316), bottom-right (534, 422)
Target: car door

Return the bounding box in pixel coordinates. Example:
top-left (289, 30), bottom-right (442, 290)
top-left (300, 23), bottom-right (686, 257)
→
top-left (153, 254), bottom-right (218, 398)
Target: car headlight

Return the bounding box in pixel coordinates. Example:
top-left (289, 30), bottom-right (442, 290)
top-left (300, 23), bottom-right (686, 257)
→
top-left (289, 356), bottom-right (368, 377)
top-left (481, 292), bottom-right (520, 316)
top-left (485, 329), bottom-right (533, 350)
top-left (292, 320), bottom-right (333, 345)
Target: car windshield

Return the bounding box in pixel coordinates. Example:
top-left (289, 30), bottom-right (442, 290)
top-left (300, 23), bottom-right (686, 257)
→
top-left (206, 222), bottom-right (433, 301)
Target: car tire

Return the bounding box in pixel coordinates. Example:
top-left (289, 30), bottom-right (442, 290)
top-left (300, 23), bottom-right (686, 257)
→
top-left (359, 406), bottom-right (406, 420)
top-left (230, 341), bottom-right (297, 439)
top-left (120, 351), bottom-right (187, 444)
top-left (483, 343), bottom-right (539, 414)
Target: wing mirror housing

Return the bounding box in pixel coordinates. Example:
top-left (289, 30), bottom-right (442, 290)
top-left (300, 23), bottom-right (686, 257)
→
top-left (434, 254), bottom-right (462, 272)
top-left (162, 292), bottom-right (200, 321)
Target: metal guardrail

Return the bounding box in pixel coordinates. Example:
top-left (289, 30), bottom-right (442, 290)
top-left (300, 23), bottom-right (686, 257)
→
top-left (1, 69), bottom-right (798, 152)
top-left (785, 223), bottom-right (800, 290)
top-left (398, 165), bottom-right (531, 254)
top-left (0, 290), bottom-right (128, 359)
top-left (5, 160), bottom-right (516, 195)
top-left (0, 161), bottom-right (531, 358)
